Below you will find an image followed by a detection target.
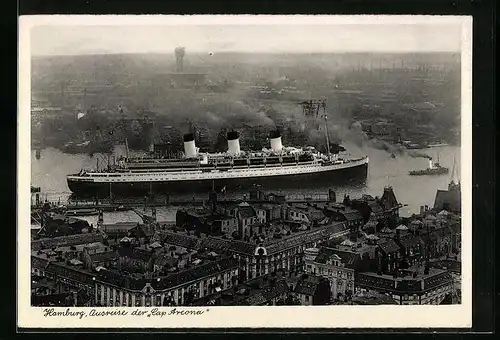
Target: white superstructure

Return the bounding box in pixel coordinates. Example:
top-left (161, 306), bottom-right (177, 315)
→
top-left (68, 156), bottom-right (369, 184)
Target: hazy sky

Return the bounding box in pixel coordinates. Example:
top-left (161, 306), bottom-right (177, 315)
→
top-left (31, 23), bottom-right (463, 56)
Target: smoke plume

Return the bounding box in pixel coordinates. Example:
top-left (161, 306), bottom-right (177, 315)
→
top-left (407, 151), bottom-right (432, 159)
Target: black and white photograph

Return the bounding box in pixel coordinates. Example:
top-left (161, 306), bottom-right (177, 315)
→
top-left (18, 15), bottom-right (472, 328)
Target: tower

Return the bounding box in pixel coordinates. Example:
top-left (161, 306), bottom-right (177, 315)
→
top-left (174, 46), bottom-right (185, 73)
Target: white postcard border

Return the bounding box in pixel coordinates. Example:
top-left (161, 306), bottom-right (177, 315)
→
top-left (18, 15), bottom-right (473, 329)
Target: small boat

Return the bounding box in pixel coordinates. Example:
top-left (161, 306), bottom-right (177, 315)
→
top-left (409, 158), bottom-right (449, 176)
top-left (65, 208), bottom-right (99, 216)
top-left (428, 143), bottom-right (449, 148)
top-left (400, 140), bottom-right (429, 149)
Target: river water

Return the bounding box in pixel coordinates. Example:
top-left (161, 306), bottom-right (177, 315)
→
top-left (31, 143), bottom-right (460, 224)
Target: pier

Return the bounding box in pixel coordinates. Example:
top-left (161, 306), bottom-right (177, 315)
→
top-left (31, 190), bottom-right (335, 212)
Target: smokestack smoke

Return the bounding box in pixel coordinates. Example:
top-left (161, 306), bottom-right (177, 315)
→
top-left (407, 151), bottom-right (432, 159)
top-left (175, 46), bottom-right (186, 72)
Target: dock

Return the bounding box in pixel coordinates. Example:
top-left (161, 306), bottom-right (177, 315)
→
top-left (31, 191), bottom-right (334, 212)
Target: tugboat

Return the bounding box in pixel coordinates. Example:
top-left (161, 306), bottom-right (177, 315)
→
top-left (409, 157), bottom-right (449, 176)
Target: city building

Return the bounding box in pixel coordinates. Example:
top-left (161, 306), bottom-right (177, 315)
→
top-left (32, 249), bottom-right (241, 307)
top-left (303, 247), bottom-right (358, 300)
top-left (289, 273), bottom-right (332, 305)
top-left (433, 181), bottom-right (461, 213)
top-left (355, 267), bottom-right (454, 305)
top-left (158, 220), bottom-right (350, 281)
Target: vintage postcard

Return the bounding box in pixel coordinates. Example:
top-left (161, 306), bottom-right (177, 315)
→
top-left (18, 15), bottom-right (472, 328)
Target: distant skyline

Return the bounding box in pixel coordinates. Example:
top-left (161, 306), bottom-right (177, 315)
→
top-left (30, 22), bottom-right (463, 56)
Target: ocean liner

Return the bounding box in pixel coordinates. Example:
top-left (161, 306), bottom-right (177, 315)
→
top-left (66, 129), bottom-right (368, 197)
top-left (67, 99), bottom-right (369, 197)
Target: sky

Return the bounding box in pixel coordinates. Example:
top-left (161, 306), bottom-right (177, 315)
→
top-left (30, 22), bottom-right (464, 56)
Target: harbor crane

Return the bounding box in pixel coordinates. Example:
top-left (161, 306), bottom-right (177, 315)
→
top-left (298, 98), bottom-right (331, 156)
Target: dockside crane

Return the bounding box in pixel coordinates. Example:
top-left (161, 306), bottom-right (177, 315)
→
top-left (298, 98), bottom-right (331, 156)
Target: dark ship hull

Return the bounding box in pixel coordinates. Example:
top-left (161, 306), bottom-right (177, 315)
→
top-left (409, 168), bottom-right (449, 176)
top-left (67, 162), bottom-right (368, 198)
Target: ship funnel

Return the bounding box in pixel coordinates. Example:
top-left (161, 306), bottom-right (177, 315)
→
top-left (428, 158), bottom-right (433, 169)
top-left (183, 133), bottom-right (197, 158)
top-left (269, 129), bottom-right (283, 152)
top-left (227, 130), bottom-right (241, 156)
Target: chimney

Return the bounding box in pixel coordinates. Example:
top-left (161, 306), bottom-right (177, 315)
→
top-left (420, 206), bottom-right (425, 215)
top-left (227, 131), bottom-right (241, 156)
top-left (349, 231), bottom-right (358, 243)
top-left (97, 209), bottom-right (103, 229)
top-left (174, 46), bottom-right (185, 73)
top-left (328, 189), bottom-right (336, 202)
top-left (183, 133), bottom-right (197, 158)
top-left (269, 130), bottom-right (283, 152)
top-left (152, 207), bottom-right (157, 222)
top-left (209, 191), bottom-right (217, 213)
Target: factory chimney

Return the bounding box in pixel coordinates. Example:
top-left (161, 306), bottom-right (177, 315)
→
top-left (269, 129), bottom-right (283, 152)
top-left (227, 130), bottom-right (241, 156)
top-left (183, 133), bottom-right (198, 158)
top-left (175, 46), bottom-right (186, 73)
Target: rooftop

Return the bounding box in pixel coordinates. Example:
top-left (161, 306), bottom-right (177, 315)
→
top-left (434, 188), bottom-right (461, 213)
top-left (356, 268), bottom-right (453, 293)
top-left (314, 247), bottom-right (361, 269)
top-left (32, 232), bottom-right (105, 251)
top-left (95, 256), bottom-right (239, 292)
top-left (158, 220), bottom-right (348, 256)
top-left (293, 274), bottom-right (323, 296)
top-left (377, 238), bottom-right (400, 254)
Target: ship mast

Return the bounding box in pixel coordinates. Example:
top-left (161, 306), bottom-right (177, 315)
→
top-left (119, 105), bottom-right (129, 159)
top-left (321, 99), bottom-right (331, 157)
top-left (83, 88), bottom-right (87, 114)
top-left (450, 155), bottom-right (457, 184)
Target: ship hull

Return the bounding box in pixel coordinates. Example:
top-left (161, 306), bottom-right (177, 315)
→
top-left (67, 162), bottom-right (368, 198)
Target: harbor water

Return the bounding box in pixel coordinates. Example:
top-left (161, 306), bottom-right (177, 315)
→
top-left (31, 143), bottom-right (461, 224)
